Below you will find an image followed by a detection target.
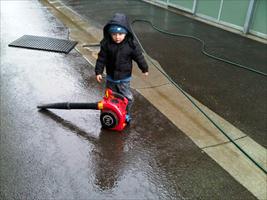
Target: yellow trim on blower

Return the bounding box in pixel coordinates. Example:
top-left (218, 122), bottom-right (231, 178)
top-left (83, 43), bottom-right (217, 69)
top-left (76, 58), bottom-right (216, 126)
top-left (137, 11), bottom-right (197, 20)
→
top-left (98, 102), bottom-right (103, 110)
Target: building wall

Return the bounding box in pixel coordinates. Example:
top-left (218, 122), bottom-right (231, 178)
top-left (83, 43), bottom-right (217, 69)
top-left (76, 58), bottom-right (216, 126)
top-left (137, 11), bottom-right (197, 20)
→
top-left (147, 0), bottom-right (267, 40)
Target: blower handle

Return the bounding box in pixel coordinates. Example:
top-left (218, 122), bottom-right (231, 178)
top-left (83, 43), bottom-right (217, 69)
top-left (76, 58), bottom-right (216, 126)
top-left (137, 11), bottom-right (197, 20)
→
top-left (112, 92), bottom-right (125, 100)
top-left (106, 89), bottom-right (126, 100)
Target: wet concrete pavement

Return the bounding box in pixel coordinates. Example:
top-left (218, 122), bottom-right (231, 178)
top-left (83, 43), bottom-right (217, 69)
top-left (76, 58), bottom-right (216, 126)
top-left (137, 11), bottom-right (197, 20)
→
top-left (61, 0), bottom-right (267, 149)
top-left (0, 0), bottom-right (264, 199)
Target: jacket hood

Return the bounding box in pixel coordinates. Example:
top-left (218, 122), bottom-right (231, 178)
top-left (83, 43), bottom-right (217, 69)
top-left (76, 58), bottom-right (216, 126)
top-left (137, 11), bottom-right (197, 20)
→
top-left (103, 13), bottom-right (133, 40)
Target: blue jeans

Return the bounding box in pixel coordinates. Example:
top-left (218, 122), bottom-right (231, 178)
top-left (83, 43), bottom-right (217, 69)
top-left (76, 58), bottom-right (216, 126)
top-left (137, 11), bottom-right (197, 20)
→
top-left (106, 80), bottom-right (133, 114)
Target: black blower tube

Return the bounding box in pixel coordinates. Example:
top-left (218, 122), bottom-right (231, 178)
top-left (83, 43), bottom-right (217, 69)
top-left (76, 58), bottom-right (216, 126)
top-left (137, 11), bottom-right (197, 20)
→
top-left (37, 102), bottom-right (99, 110)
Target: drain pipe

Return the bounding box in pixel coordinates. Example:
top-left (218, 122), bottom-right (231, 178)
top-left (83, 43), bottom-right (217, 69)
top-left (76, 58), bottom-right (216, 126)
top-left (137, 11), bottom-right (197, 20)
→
top-left (244, 0), bottom-right (256, 34)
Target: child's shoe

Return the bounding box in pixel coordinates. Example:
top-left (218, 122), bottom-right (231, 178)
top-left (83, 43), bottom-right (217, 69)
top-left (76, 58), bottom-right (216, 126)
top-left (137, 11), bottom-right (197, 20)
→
top-left (125, 114), bottom-right (132, 124)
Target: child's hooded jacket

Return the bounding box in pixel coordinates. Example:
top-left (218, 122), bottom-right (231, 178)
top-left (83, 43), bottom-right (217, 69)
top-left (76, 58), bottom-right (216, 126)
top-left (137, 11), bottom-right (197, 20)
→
top-left (95, 13), bottom-right (148, 80)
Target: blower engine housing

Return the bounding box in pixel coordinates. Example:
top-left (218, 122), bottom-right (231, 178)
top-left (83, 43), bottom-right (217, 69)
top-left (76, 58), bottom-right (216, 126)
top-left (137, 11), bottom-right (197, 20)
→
top-left (98, 89), bottom-right (129, 131)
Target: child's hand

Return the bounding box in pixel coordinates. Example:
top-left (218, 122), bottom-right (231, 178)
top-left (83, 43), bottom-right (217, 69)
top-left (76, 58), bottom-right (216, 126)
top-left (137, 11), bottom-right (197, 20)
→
top-left (96, 74), bottom-right (103, 83)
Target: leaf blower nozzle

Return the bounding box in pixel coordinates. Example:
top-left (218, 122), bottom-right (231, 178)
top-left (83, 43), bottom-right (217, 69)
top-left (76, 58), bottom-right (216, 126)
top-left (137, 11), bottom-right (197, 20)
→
top-left (37, 102), bottom-right (98, 110)
top-left (37, 89), bottom-right (129, 131)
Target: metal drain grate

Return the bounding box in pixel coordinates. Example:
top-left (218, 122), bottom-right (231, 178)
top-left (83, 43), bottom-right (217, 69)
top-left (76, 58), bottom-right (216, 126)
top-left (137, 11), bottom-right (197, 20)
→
top-left (8, 35), bottom-right (78, 54)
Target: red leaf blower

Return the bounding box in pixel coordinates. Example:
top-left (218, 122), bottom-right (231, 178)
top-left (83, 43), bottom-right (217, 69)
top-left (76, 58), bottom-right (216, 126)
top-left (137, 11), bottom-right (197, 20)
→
top-left (37, 89), bottom-right (129, 131)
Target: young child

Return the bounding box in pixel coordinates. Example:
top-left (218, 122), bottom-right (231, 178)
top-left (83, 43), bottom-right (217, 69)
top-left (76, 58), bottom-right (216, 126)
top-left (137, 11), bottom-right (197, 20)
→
top-left (95, 13), bottom-right (149, 123)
